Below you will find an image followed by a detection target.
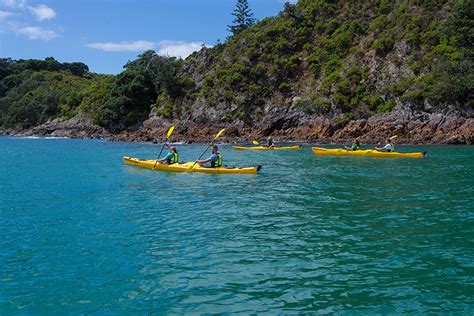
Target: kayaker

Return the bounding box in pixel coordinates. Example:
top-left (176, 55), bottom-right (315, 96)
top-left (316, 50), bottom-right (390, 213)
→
top-left (197, 145), bottom-right (223, 168)
top-left (156, 143), bottom-right (179, 164)
top-left (375, 139), bottom-right (393, 152)
top-left (267, 137), bottom-right (275, 148)
top-left (345, 138), bottom-right (361, 151)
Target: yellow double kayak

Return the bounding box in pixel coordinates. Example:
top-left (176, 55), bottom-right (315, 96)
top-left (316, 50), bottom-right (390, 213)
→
top-left (233, 145), bottom-right (301, 151)
top-left (123, 157), bottom-right (261, 174)
top-left (312, 147), bottom-right (426, 158)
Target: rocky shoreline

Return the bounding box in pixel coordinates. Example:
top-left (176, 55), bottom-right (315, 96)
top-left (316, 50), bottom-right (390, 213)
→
top-left (2, 109), bottom-right (473, 145)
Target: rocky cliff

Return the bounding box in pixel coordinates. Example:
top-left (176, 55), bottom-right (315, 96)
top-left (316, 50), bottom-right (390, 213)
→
top-left (1, 0), bottom-right (472, 144)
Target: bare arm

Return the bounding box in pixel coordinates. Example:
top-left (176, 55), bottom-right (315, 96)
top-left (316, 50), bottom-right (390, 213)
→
top-left (156, 157), bottom-right (168, 163)
top-left (197, 158), bottom-right (211, 164)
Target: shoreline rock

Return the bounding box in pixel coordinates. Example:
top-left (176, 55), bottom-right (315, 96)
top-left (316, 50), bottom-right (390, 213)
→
top-left (2, 110), bottom-right (473, 145)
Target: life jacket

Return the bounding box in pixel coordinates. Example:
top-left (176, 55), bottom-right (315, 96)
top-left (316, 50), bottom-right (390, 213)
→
top-left (211, 153), bottom-right (222, 167)
top-left (168, 152), bottom-right (179, 164)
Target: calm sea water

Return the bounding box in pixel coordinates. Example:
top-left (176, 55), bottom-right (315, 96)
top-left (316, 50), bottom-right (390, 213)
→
top-left (1, 136), bottom-right (473, 314)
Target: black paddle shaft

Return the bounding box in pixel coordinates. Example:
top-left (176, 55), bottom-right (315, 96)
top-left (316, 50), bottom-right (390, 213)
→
top-left (153, 138), bottom-right (168, 169)
top-left (156, 140), bottom-right (167, 159)
top-left (195, 145), bottom-right (212, 162)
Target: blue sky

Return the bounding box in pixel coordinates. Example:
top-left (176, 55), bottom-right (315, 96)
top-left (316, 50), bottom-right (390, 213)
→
top-left (0, 0), bottom-right (295, 74)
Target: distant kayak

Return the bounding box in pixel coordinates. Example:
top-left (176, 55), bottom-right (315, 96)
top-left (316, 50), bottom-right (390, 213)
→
top-left (233, 145), bottom-right (301, 151)
top-left (123, 157), bottom-right (261, 174)
top-left (312, 147), bottom-right (426, 158)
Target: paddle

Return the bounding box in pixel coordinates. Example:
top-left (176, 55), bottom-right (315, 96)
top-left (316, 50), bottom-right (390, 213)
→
top-left (189, 128), bottom-right (225, 170)
top-left (252, 140), bottom-right (260, 145)
top-left (153, 126), bottom-right (175, 169)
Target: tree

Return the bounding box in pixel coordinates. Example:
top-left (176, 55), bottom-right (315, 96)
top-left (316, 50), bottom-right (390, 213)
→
top-left (227, 0), bottom-right (256, 36)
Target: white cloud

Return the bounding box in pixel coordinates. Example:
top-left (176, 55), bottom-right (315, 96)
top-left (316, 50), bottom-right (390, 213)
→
top-left (86, 40), bottom-right (156, 52)
top-left (86, 40), bottom-right (211, 58)
top-left (1, 1), bottom-right (55, 21)
top-left (17, 26), bottom-right (57, 40)
top-left (0, 0), bottom-right (27, 8)
top-left (0, 1), bottom-right (57, 40)
top-left (157, 41), bottom-right (209, 59)
top-left (0, 10), bottom-right (13, 19)
top-left (28, 4), bottom-right (55, 21)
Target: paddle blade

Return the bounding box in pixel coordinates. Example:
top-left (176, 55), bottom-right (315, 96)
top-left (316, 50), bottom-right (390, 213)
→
top-left (390, 135), bottom-right (398, 140)
top-left (167, 126), bottom-right (175, 138)
top-left (252, 140), bottom-right (259, 145)
top-left (214, 128), bottom-right (225, 140)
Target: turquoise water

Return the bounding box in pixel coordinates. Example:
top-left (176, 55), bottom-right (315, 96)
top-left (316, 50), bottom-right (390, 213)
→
top-left (1, 136), bottom-right (473, 314)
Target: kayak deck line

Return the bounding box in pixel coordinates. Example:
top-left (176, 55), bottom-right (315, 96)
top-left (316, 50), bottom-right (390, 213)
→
top-left (311, 147), bottom-right (426, 158)
top-left (123, 156), bottom-right (261, 174)
top-left (233, 145), bottom-right (301, 151)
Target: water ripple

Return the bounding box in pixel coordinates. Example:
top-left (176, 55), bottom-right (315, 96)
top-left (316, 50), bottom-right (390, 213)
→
top-left (0, 138), bottom-right (473, 313)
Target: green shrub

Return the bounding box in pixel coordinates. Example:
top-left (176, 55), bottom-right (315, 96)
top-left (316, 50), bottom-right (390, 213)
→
top-left (369, 15), bottom-right (387, 32)
top-left (311, 95), bottom-right (331, 113)
top-left (427, 58), bottom-right (473, 104)
top-left (377, 0), bottom-right (391, 14)
top-left (347, 66), bottom-right (361, 80)
top-left (223, 112), bottom-right (233, 122)
top-left (391, 77), bottom-right (414, 95)
top-left (369, 93), bottom-right (383, 110)
top-left (236, 108), bottom-right (246, 120)
top-left (372, 31), bottom-right (395, 55)
top-left (335, 112), bottom-right (355, 127)
top-left (278, 82), bottom-right (290, 92)
top-left (322, 56), bottom-right (341, 74)
top-left (333, 92), bottom-right (349, 106)
top-left (376, 100), bottom-right (396, 113)
top-left (321, 70), bottom-right (340, 92)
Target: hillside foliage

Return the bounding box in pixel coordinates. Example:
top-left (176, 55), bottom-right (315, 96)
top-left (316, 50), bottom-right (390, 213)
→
top-left (0, 0), bottom-right (472, 131)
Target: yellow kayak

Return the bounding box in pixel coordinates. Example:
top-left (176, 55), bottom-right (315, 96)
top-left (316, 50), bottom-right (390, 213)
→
top-left (233, 145), bottom-right (301, 151)
top-left (123, 157), bottom-right (261, 174)
top-left (312, 147), bottom-right (426, 158)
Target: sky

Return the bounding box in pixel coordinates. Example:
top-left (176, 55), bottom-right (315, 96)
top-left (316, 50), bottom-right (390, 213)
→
top-left (0, 0), bottom-right (296, 74)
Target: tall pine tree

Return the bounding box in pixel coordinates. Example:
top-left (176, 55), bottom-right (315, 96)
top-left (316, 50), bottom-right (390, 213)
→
top-left (227, 0), bottom-right (256, 36)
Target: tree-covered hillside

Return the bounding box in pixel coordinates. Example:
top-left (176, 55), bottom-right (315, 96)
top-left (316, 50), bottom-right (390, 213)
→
top-left (179, 0), bottom-right (472, 126)
top-left (0, 54), bottom-right (189, 131)
top-left (1, 0), bottom-right (472, 139)
top-left (0, 58), bottom-right (91, 129)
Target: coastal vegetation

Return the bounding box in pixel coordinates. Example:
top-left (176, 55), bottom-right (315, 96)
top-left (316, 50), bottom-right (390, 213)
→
top-left (0, 0), bottom-right (472, 134)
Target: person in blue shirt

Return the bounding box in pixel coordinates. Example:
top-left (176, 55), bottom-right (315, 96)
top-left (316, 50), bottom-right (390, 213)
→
top-left (197, 145), bottom-right (223, 168)
top-left (266, 137), bottom-right (275, 148)
top-left (156, 143), bottom-right (179, 164)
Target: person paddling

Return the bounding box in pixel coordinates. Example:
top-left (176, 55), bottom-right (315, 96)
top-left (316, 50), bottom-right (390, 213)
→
top-left (266, 137), bottom-right (275, 148)
top-left (155, 143), bottom-right (179, 164)
top-left (197, 145), bottom-right (222, 168)
top-left (375, 139), bottom-right (393, 152)
top-left (345, 138), bottom-right (361, 151)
